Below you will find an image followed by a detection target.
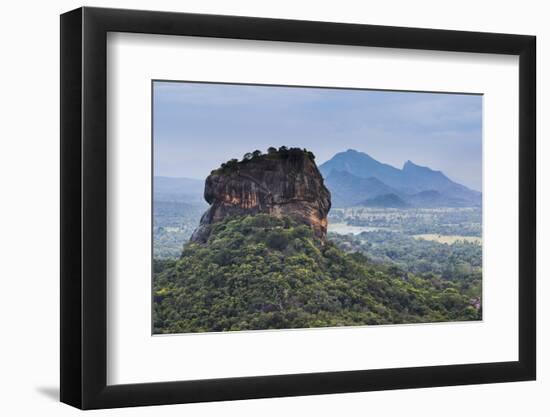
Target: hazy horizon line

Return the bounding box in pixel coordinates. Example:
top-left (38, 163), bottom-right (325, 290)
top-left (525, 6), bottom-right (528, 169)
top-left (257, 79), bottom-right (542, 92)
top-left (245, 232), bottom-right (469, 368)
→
top-left (154, 148), bottom-right (481, 192)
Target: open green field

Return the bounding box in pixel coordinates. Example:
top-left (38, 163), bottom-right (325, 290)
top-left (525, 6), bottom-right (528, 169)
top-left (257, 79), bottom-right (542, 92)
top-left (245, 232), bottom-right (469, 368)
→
top-left (328, 206), bottom-right (482, 238)
top-left (413, 234), bottom-right (482, 245)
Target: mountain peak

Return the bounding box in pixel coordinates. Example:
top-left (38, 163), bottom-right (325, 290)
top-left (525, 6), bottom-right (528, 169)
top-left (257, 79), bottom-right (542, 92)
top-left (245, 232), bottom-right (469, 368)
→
top-left (402, 160), bottom-right (441, 174)
top-left (403, 160), bottom-right (422, 170)
top-left (320, 149), bottom-right (480, 207)
top-left (330, 148), bottom-right (376, 163)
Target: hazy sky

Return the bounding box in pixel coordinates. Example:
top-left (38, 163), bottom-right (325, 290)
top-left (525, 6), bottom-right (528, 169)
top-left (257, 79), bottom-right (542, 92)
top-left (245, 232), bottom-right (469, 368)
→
top-left (153, 81), bottom-right (482, 191)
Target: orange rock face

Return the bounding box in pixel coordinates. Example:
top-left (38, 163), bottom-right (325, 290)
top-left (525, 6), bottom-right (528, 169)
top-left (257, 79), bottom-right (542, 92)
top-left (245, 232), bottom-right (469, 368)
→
top-left (190, 149), bottom-right (331, 243)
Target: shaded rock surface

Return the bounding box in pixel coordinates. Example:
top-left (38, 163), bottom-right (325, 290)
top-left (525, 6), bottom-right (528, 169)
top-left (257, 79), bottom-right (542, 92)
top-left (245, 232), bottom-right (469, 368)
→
top-left (190, 148), bottom-right (331, 243)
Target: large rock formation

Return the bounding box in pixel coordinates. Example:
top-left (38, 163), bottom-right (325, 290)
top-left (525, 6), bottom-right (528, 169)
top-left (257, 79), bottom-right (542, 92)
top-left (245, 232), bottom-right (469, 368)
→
top-left (190, 148), bottom-right (331, 243)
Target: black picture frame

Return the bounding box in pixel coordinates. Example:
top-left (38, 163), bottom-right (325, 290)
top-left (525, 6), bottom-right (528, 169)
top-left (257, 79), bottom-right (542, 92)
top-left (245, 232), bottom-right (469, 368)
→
top-left (60, 6), bottom-right (536, 410)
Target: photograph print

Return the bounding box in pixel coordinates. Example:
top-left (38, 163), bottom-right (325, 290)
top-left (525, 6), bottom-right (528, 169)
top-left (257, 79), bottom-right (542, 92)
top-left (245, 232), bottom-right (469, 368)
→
top-left (152, 81), bottom-right (483, 335)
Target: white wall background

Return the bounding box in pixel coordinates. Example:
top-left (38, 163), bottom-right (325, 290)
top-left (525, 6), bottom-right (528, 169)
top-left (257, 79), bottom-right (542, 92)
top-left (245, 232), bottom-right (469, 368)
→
top-left (0, 0), bottom-right (545, 415)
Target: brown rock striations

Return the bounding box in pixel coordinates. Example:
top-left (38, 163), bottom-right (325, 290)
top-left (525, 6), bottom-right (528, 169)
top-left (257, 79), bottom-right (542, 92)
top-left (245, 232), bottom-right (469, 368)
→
top-left (190, 148), bottom-right (331, 243)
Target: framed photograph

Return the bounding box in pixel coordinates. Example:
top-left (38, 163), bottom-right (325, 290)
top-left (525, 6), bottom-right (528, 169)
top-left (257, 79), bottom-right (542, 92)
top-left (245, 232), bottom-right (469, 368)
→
top-left (60, 7), bottom-right (536, 409)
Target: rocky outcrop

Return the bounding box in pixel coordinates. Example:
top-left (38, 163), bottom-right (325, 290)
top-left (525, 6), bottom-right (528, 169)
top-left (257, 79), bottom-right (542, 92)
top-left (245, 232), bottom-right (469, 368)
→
top-left (190, 148), bottom-right (331, 243)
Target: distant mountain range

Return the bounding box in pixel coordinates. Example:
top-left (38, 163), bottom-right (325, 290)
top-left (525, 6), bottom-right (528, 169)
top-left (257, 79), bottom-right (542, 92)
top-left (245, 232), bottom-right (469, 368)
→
top-left (154, 176), bottom-right (204, 203)
top-left (319, 149), bottom-right (481, 208)
top-left (154, 149), bottom-right (481, 209)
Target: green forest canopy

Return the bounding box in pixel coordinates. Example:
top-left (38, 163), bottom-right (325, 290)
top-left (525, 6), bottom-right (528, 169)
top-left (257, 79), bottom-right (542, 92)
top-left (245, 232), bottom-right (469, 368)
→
top-left (153, 214), bottom-right (481, 334)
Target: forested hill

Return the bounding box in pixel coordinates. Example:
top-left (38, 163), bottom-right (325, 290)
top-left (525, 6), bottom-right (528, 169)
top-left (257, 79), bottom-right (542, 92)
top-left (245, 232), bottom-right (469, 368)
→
top-left (153, 214), bottom-right (480, 334)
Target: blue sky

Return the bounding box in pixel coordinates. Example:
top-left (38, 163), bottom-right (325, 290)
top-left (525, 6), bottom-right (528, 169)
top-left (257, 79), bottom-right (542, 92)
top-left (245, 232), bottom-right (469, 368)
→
top-left (153, 81), bottom-right (482, 191)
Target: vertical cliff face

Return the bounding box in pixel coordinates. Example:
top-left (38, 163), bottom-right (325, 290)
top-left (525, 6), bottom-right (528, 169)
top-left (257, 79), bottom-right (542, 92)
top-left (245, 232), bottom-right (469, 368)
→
top-left (190, 148), bottom-right (331, 243)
